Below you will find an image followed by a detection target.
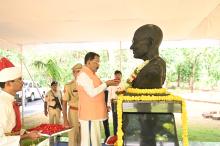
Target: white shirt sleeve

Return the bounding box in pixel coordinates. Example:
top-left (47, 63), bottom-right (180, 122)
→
top-left (77, 72), bottom-right (107, 98)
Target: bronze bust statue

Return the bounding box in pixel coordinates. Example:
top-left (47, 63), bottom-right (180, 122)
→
top-left (121, 25), bottom-right (179, 146)
top-left (130, 24), bottom-right (166, 89)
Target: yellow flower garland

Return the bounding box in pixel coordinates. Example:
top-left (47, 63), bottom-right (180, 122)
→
top-left (115, 90), bottom-right (189, 146)
top-left (126, 87), bottom-right (167, 94)
top-left (126, 60), bottom-right (149, 87)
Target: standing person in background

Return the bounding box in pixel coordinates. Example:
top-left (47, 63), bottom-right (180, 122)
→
top-left (62, 63), bottom-right (82, 146)
top-left (107, 70), bottom-right (124, 136)
top-left (102, 90), bottom-right (110, 143)
top-left (0, 57), bottom-right (40, 146)
top-left (44, 81), bottom-right (62, 124)
top-left (76, 52), bottom-right (120, 146)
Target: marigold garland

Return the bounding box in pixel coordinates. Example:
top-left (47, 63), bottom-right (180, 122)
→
top-left (126, 60), bottom-right (149, 87)
top-left (115, 92), bottom-right (189, 146)
top-left (126, 87), bottom-right (167, 94)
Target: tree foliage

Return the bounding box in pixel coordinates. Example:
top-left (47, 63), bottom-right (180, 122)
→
top-left (32, 59), bottom-right (62, 82)
top-left (1, 46), bottom-right (220, 91)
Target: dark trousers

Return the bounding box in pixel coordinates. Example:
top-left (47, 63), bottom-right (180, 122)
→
top-left (103, 119), bottom-right (110, 141)
top-left (103, 90), bottom-right (110, 142)
top-left (111, 101), bottom-right (118, 135)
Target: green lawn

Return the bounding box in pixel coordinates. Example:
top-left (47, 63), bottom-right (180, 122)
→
top-left (176, 125), bottom-right (220, 142)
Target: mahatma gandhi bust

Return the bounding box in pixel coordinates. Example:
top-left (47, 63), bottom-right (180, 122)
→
top-left (123, 24), bottom-right (168, 146)
top-left (130, 24), bottom-right (166, 89)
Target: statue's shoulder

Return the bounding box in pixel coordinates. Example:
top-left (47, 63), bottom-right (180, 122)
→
top-left (144, 57), bottom-right (165, 68)
top-left (155, 56), bottom-right (165, 63)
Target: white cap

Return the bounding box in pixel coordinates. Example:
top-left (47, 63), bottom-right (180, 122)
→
top-left (0, 67), bottom-right (22, 82)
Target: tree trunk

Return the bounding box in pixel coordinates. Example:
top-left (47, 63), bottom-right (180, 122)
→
top-left (177, 70), bottom-right (180, 87)
top-left (190, 53), bottom-right (201, 93)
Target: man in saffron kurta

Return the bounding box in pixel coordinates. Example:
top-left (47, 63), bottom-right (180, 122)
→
top-left (76, 52), bottom-right (119, 146)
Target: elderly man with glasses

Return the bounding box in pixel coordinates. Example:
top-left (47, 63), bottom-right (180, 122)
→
top-left (76, 52), bottom-right (120, 146)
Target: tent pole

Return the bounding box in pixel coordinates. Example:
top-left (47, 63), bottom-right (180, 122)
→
top-left (119, 41), bottom-right (122, 71)
top-left (20, 45), bottom-right (25, 126)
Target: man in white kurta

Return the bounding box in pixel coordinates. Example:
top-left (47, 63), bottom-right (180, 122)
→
top-left (0, 57), bottom-right (40, 146)
top-left (0, 90), bottom-right (17, 133)
top-left (0, 90), bottom-right (20, 146)
top-left (107, 70), bottom-right (124, 136)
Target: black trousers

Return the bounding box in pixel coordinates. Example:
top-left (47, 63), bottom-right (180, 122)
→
top-left (103, 118), bottom-right (110, 141)
top-left (103, 90), bottom-right (110, 142)
top-left (111, 101), bottom-right (118, 135)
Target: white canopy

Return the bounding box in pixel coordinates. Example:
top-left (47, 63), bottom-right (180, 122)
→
top-left (0, 0), bottom-right (220, 45)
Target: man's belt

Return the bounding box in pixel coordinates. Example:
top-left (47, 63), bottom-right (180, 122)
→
top-left (69, 106), bottom-right (78, 110)
top-left (49, 105), bottom-right (57, 109)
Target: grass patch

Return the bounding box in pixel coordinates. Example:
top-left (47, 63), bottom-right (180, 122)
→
top-left (21, 137), bottom-right (46, 146)
top-left (177, 125), bottom-right (220, 142)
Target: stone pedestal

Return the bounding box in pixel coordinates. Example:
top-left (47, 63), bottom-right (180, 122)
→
top-left (117, 101), bottom-right (181, 146)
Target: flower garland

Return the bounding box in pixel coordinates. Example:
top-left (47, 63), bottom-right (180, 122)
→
top-left (126, 60), bottom-right (149, 87)
top-left (114, 93), bottom-right (189, 146)
top-left (126, 87), bottom-right (167, 95)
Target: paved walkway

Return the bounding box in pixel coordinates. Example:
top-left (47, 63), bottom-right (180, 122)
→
top-left (169, 90), bottom-right (220, 104)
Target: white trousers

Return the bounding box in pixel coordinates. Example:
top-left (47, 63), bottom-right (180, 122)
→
top-left (80, 120), bottom-right (101, 146)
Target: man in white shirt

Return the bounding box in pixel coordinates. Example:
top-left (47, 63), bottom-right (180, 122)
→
top-left (76, 52), bottom-right (120, 146)
top-left (107, 70), bottom-right (124, 135)
top-left (0, 57), bottom-right (40, 146)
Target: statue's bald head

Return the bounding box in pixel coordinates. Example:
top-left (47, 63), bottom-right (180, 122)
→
top-left (135, 24), bottom-right (163, 48)
top-left (131, 24), bottom-right (163, 60)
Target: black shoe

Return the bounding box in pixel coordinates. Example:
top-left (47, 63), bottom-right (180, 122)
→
top-left (56, 135), bottom-right (61, 142)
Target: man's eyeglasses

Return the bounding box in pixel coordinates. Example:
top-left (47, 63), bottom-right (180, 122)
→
top-left (91, 60), bottom-right (100, 65)
top-left (10, 77), bottom-right (23, 83)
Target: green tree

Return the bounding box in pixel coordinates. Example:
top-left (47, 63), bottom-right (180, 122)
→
top-left (200, 48), bottom-right (220, 89)
top-left (32, 59), bottom-right (62, 83)
top-left (0, 49), bottom-right (22, 66)
top-left (161, 48), bottom-right (202, 91)
top-left (161, 48), bottom-right (185, 87)
top-left (180, 48), bottom-right (202, 92)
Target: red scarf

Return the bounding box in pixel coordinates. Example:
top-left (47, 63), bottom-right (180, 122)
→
top-left (12, 101), bottom-right (22, 132)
